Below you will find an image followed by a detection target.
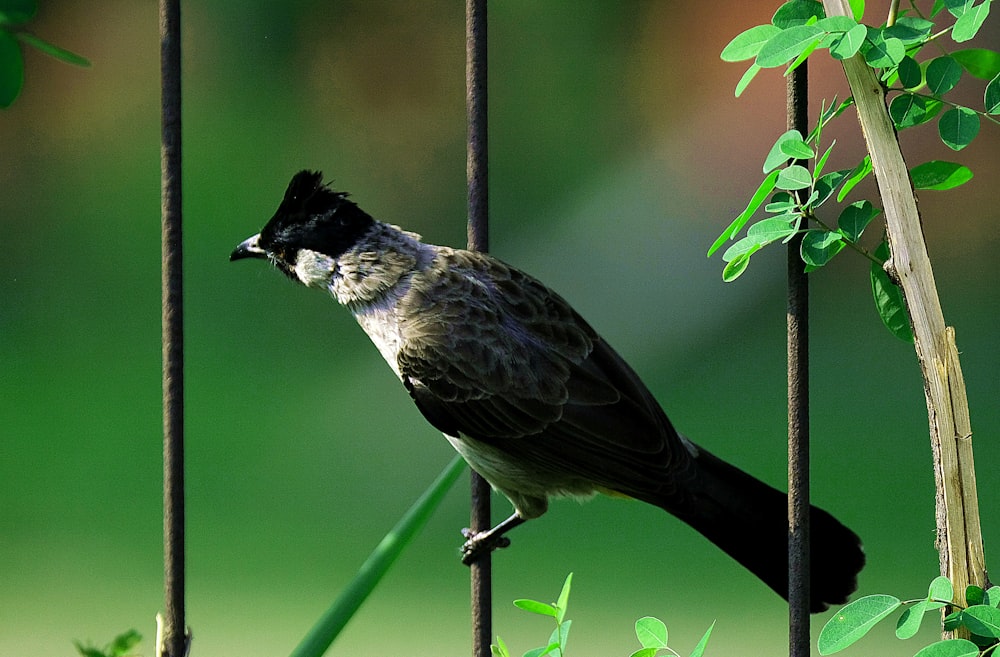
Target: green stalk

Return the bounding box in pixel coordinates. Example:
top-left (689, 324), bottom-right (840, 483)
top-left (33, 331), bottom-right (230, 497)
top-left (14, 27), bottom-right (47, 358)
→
top-left (289, 455), bottom-right (468, 657)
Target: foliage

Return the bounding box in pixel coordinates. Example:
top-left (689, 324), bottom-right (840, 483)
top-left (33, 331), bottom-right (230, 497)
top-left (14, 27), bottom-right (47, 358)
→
top-left (491, 574), bottom-right (715, 657)
top-left (711, 0), bottom-right (998, 340)
top-left (74, 630), bottom-right (141, 657)
top-left (818, 576), bottom-right (1000, 656)
top-left (0, 0), bottom-right (90, 108)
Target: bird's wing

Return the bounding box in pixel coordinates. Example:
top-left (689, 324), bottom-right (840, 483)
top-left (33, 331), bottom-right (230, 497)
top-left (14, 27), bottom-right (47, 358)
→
top-left (395, 249), bottom-right (695, 499)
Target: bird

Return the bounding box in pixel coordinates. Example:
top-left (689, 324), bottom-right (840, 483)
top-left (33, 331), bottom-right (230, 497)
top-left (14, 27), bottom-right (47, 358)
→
top-left (231, 170), bottom-right (865, 612)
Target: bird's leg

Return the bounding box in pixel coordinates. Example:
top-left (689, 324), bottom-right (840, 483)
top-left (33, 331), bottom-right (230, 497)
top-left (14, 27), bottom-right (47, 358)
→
top-left (461, 513), bottom-right (526, 565)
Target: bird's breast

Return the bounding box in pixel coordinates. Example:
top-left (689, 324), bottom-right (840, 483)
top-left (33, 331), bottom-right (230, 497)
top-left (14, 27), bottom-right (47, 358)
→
top-left (352, 298), bottom-right (406, 380)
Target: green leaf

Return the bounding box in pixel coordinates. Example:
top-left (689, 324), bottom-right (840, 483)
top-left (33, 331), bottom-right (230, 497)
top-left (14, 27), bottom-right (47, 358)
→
top-left (15, 32), bottom-right (90, 67)
top-left (888, 16), bottom-right (935, 42)
top-left (897, 55), bottom-right (923, 89)
top-left (813, 141), bottom-right (836, 180)
top-left (837, 200), bottom-right (880, 241)
top-left (814, 15), bottom-right (858, 31)
top-left (926, 56), bottom-right (963, 95)
top-left (912, 639), bottom-right (980, 657)
top-left (871, 241), bottom-right (913, 342)
top-left (757, 25), bottom-right (825, 67)
top-left (848, 0), bottom-right (865, 20)
top-left (722, 245), bottom-right (760, 282)
top-left (766, 191), bottom-right (797, 212)
top-left (818, 594), bottom-right (903, 654)
top-left (911, 160), bottom-right (973, 190)
top-left (952, 0), bottom-right (991, 42)
top-left (735, 62), bottom-right (762, 97)
top-left (985, 71), bottom-right (1000, 113)
top-left (966, 585), bottom-right (986, 606)
top-left (707, 169), bottom-right (780, 257)
top-left (785, 37), bottom-right (820, 75)
top-left (748, 217), bottom-right (800, 243)
top-left (722, 24), bottom-right (782, 61)
top-left (555, 573), bottom-right (572, 623)
top-left (628, 641), bottom-right (656, 656)
top-left (514, 599), bottom-right (559, 618)
top-left (985, 586), bottom-right (1000, 607)
top-left (776, 164), bottom-right (812, 190)
top-left (944, 610), bottom-right (964, 631)
top-left (838, 155), bottom-right (872, 201)
top-left (938, 106), bottom-right (980, 150)
top-left (946, 0), bottom-right (974, 17)
top-left (800, 229), bottom-right (845, 267)
top-left (723, 235), bottom-right (763, 262)
top-left (883, 23), bottom-right (928, 44)
top-left (766, 201), bottom-right (799, 214)
top-left (889, 93), bottom-right (943, 128)
top-left (830, 23), bottom-right (868, 59)
top-left (0, 29), bottom-right (23, 107)
top-left (689, 622), bottom-right (715, 657)
top-left (863, 30), bottom-right (905, 67)
top-left (635, 617), bottom-right (668, 650)
top-left (808, 96), bottom-right (855, 142)
top-left (0, 0), bottom-right (36, 24)
top-left (552, 619), bottom-right (571, 653)
top-left (773, 0), bottom-right (825, 28)
top-left (523, 643), bottom-right (559, 657)
top-left (73, 643), bottom-right (106, 657)
top-left (897, 600), bottom-right (942, 639)
top-left (765, 129), bottom-right (805, 172)
top-left (780, 136), bottom-right (815, 160)
top-left (107, 630), bottom-right (142, 657)
top-left (952, 48), bottom-right (1000, 79)
top-left (930, 576), bottom-right (956, 602)
top-left (491, 635), bottom-right (511, 657)
top-left (961, 605), bottom-right (1000, 638)
top-left (628, 649), bottom-right (659, 657)
top-left (814, 168), bottom-right (851, 206)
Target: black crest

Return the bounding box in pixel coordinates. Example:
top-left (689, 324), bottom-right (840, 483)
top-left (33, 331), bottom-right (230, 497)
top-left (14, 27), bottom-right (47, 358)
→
top-left (259, 170), bottom-right (375, 260)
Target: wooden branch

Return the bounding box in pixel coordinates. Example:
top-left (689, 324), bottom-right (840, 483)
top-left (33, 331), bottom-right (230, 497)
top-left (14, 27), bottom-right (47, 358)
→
top-left (821, 0), bottom-right (988, 610)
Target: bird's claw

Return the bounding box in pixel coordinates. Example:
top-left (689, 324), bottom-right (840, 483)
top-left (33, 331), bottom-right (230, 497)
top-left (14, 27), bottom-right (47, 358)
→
top-left (461, 527), bottom-right (511, 565)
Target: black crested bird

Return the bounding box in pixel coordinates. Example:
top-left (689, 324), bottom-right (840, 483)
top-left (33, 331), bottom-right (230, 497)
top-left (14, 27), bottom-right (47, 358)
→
top-left (231, 170), bottom-right (865, 612)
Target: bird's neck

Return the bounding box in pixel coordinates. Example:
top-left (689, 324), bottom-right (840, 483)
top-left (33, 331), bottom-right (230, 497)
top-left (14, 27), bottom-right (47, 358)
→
top-left (329, 221), bottom-right (435, 309)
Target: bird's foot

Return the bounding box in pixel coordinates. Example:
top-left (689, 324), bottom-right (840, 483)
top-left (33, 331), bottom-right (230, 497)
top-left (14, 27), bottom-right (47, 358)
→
top-left (461, 527), bottom-right (512, 565)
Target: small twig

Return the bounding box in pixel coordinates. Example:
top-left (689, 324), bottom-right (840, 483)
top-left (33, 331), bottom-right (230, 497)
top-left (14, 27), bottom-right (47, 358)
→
top-left (887, 0), bottom-right (900, 27)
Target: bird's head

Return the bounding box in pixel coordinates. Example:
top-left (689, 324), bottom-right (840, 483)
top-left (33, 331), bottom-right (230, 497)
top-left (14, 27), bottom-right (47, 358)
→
top-left (231, 170), bottom-right (375, 287)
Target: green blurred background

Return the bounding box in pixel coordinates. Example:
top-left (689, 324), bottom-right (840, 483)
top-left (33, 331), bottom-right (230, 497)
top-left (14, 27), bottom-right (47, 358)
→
top-left (2, 2), bottom-right (998, 656)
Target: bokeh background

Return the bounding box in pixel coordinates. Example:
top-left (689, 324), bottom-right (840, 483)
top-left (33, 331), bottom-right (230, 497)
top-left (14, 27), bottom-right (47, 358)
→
top-left (2, 2), bottom-right (998, 656)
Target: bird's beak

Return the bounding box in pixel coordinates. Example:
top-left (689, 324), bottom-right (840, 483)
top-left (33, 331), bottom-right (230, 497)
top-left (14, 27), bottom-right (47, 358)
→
top-left (230, 234), bottom-right (267, 261)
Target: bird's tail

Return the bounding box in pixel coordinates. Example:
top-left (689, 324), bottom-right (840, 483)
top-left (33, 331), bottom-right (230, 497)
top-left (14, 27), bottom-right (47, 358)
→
top-left (640, 445), bottom-right (865, 613)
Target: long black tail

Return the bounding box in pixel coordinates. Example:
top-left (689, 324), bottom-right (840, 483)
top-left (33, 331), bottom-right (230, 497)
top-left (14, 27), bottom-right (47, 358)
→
top-left (643, 445), bottom-right (865, 612)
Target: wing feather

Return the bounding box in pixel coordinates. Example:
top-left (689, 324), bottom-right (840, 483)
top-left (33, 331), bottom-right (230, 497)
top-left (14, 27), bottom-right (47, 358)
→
top-left (396, 249), bottom-right (695, 501)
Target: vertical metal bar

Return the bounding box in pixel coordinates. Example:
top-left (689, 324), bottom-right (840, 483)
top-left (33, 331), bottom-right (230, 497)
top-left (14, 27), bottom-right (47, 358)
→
top-left (160, 1), bottom-right (186, 656)
top-left (786, 62), bottom-right (810, 657)
top-left (466, 0), bottom-right (489, 255)
top-left (465, 1), bottom-right (491, 657)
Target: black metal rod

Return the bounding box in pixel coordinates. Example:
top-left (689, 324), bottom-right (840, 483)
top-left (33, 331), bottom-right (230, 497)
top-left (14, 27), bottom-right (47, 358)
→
top-left (466, 0), bottom-right (489, 255)
top-left (160, 0), bottom-right (186, 655)
top-left (465, 1), bottom-right (491, 656)
top-left (786, 61), bottom-right (810, 657)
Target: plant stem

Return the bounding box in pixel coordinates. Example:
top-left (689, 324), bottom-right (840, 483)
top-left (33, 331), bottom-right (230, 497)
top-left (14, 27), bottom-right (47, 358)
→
top-left (824, 0), bottom-right (988, 637)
